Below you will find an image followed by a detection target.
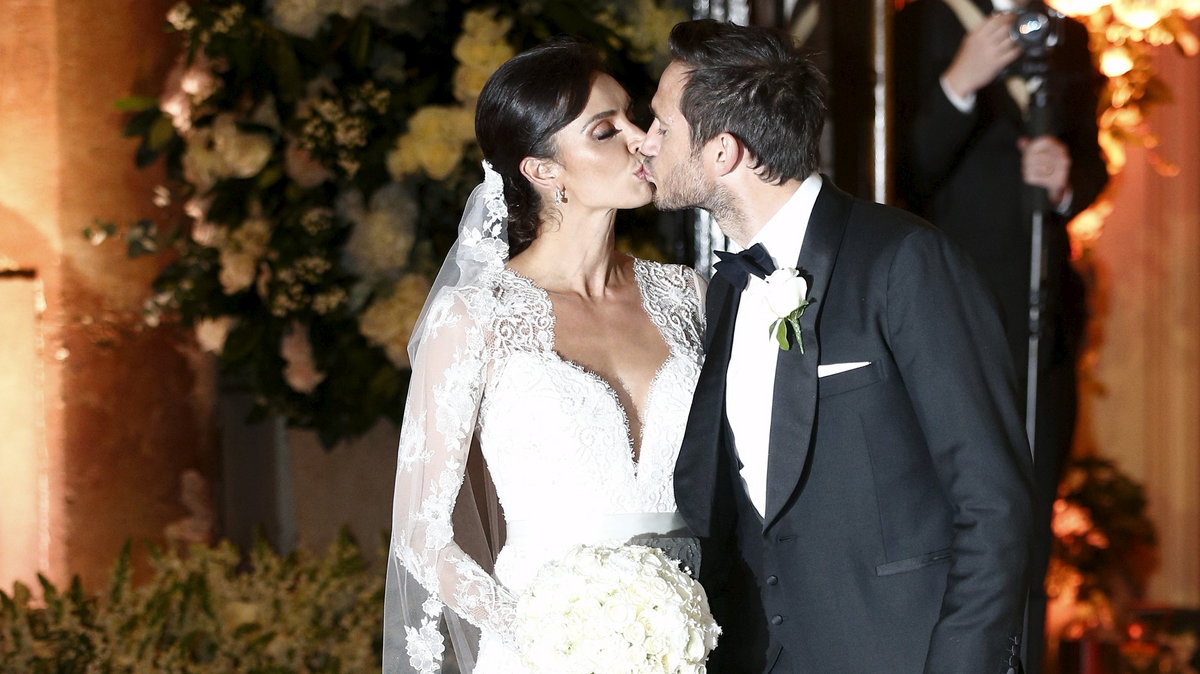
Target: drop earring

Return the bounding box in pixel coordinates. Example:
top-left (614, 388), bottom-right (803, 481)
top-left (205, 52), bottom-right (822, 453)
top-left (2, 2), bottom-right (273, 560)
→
top-left (553, 187), bottom-right (567, 205)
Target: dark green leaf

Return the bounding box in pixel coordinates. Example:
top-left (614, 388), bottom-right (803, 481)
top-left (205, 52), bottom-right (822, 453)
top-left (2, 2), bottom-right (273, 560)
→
top-left (122, 108), bottom-right (162, 138)
top-left (347, 16), bottom-right (373, 70)
top-left (113, 95), bottom-right (161, 112)
top-left (146, 115), bottom-right (178, 152)
top-left (267, 35), bottom-right (304, 104)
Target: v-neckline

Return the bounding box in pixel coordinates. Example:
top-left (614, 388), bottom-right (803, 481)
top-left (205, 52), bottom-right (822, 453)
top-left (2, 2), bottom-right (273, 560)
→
top-left (499, 260), bottom-right (675, 471)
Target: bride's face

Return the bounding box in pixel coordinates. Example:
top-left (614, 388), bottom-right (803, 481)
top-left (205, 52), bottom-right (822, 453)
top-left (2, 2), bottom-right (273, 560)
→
top-left (549, 74), bottom-right (651, 211)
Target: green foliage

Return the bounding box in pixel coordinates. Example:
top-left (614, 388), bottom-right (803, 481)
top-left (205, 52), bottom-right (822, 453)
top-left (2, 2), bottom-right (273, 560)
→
top-left (0, 533), bottom-right (383, 673)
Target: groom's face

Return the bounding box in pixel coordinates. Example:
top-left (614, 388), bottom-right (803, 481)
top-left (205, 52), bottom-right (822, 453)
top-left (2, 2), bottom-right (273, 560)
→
top-left (641, 61), bottom-right (711, 211)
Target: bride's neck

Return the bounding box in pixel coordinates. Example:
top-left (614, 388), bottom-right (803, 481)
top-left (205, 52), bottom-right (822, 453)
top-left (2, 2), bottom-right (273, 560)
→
top-left (510, 208), bottom-right (625, 298)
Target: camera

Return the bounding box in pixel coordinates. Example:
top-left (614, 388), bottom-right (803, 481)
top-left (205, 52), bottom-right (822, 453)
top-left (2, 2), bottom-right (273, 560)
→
top-left (1003, 0), bottom-right (1064, 79)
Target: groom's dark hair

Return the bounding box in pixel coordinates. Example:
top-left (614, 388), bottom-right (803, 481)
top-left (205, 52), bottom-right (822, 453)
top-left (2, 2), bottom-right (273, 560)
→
top-left (668, 20), bottom-right (827, 184)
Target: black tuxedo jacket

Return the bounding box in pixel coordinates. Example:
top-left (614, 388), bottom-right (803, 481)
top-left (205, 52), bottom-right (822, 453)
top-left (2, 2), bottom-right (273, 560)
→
top-left (676, 179), bottom-right (1035, 673)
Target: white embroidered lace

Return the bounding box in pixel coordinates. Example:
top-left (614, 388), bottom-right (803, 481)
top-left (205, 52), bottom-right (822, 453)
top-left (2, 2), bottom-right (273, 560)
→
top-left (389, 258), bottom-right (705, 673)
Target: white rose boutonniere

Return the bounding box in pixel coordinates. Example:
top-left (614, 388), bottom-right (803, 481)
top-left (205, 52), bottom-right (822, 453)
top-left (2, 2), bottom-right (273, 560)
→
top-left (747, 267), bottom-right (813, 352)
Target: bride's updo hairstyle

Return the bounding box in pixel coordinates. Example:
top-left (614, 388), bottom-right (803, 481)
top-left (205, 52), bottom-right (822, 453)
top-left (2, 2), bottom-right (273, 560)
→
top-left (475, 40), bottom-right (605, 257)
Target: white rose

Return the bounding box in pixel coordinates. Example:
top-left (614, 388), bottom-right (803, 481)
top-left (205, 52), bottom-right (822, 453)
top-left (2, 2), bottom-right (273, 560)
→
top-left (267, 0), bottom-right (328, 39)
top-left (180, 61), bottom-right (220, 101)
top-left (160, 87), bottom-right (192, 134)
top-left (194, 316), bottom-right (235, 354)
top-left (750, 267), bottom-right (809, 319)
top-left (342, 182), bottom-right (417, 281)
top-left (280, 322), bottom-right (326, 393)
top-left (182, 128), bottom-right (224, 192)
top-left (212, 114), bottom-right (273, 178)
top-left (219, 251), bottom-right (257, 294)
top-left (166, 2), bottom-right (194, 31)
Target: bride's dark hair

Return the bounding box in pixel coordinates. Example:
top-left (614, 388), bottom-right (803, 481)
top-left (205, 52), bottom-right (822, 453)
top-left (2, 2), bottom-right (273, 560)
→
top-left (475, 40), bottom-right (605, 257)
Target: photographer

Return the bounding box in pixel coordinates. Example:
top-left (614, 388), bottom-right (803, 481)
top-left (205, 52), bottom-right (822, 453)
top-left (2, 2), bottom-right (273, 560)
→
top-left (894, 1), bottom-right (1108, 671)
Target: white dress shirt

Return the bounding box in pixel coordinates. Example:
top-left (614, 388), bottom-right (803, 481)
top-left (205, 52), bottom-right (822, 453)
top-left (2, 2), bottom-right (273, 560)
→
top-left (724, 173), bottom-right (822, 516)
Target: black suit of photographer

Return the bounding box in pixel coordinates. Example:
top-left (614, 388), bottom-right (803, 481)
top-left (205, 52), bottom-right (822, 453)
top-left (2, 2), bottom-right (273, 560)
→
top-left (894, 2), bottom-right (1108, 671)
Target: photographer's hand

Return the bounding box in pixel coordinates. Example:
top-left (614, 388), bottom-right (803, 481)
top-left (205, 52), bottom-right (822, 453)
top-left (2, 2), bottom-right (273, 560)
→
top-left (1020, 135), bottom-right (1072, 206)
top-left (942, 13), bottom-right (1022, 100)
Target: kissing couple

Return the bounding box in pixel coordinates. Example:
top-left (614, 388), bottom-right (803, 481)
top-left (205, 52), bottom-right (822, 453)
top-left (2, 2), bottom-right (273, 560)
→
top-left (385, 18), bottom-right (1033, 674)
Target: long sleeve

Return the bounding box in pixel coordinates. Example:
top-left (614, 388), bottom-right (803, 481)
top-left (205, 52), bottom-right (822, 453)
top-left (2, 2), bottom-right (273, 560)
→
top-left (386, 288), bottom-right (517, 673)
top-left (894, 1), bottom-right (985, 205)
top-left (884, 227), bottom-right (1035, 672)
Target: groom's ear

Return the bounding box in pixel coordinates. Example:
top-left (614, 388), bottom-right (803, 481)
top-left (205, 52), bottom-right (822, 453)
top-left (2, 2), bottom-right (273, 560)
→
top-left (708, 132), bottom-right (745, 178)
top-left (519, 156), bottom-right (561, 191)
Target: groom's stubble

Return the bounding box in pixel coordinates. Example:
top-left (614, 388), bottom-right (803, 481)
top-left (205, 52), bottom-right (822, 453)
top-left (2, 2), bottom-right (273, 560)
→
top-left (650, 147), bottom-right (746, 237)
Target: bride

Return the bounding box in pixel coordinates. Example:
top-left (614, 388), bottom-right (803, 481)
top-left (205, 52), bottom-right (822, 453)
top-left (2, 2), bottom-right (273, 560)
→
top-left (384, 41), bottom-right (708, 673)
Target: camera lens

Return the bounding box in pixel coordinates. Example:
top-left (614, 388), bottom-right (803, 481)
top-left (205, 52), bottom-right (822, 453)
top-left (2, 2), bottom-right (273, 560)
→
top-left (1012, 13), bottom-right (1051, 47)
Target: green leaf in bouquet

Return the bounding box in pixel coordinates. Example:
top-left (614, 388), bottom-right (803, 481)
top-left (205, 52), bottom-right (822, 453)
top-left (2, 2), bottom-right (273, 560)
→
top-left (347, 15), bottom-right (374, 70)
top-left (134, 141), bottom-right (163, 169)
top-left (113, 95), bottom-right (161, 113)
top-left (126, 219), bottom-right (160, 258)
top-left (220, 317), bottom-right (265, 364)
top-left (256, 164), bottom-right (284, 190)
top-left (266, 33), bottom-right (304, 105)
top-left (122, 107), bottom-right (161, 139)
top-left (146, 115), bottom-right (178, 152)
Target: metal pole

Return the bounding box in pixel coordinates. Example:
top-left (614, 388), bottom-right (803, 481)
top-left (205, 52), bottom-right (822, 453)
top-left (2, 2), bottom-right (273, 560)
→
top-left (871, 0), bottom-right (892, 205)
top-left (1025, 85), bottom-right (1050, 460)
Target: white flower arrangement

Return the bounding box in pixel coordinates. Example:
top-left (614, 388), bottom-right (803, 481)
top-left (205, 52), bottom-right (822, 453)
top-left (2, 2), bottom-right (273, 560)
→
top-left (515, 544), bottom-right (721, 674)
top-left (96, 0), bottom-right (686, 445)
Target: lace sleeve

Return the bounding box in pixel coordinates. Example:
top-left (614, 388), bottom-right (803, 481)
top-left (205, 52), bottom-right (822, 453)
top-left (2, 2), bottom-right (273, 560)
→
top-left (385, 287), bottom-right (516, 673)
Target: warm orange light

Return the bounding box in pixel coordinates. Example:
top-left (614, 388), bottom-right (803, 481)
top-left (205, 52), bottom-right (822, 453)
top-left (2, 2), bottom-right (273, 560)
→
top-left (1068, 199), bottom-right (1114, 258)
top-left (1048, 0), bottom-right (1112, 16)
top-left (1111, 0), bottom-right (1168, 30)
top-left (0, 0), bottom-right (62, 594)
top-left (0, 276), bottom-right (50, 591)
top-left (1101, 45), bottom-right (1135, 76)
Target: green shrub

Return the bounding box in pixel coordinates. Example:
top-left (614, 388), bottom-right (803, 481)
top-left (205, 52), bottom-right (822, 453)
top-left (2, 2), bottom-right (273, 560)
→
top-left (0, 532), bottom-right (382, 673)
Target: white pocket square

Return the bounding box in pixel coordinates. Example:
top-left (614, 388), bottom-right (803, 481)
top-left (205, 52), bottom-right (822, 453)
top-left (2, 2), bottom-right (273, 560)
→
top-left (817, 361), bottom-right (870, 378)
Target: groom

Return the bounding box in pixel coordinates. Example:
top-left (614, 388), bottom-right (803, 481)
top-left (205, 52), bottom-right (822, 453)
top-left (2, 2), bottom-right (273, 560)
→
top-left (643, 20), bottom-right (1035, 673)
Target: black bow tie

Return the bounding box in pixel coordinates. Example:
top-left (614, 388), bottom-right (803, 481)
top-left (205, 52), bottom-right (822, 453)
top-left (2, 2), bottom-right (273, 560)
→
top-left (714, 243), bottom-right (777, 291)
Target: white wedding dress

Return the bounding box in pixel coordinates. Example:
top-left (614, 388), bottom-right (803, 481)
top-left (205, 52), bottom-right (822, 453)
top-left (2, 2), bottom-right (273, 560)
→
top-left (389, 258), bottom-right (706, 673)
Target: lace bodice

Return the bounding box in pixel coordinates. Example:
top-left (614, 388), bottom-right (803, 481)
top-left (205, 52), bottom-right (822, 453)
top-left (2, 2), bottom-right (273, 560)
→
top-left (390, 258), bottom-right (705, 673)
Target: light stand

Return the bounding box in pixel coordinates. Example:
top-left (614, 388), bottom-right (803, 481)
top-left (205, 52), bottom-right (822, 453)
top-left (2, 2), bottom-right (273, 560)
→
top-left (1025, 83), bottom-right (1050, 459)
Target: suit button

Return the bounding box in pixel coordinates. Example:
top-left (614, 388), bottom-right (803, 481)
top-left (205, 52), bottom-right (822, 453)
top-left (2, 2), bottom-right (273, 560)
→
top-left (771, 615), bottom-right (784, 625)
top-left (766, 575), bottom-right (779, 586)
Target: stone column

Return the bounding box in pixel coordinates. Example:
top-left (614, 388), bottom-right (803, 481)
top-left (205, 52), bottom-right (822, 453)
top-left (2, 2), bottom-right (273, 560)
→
top-left (0, 0), bottom-right (217, 591)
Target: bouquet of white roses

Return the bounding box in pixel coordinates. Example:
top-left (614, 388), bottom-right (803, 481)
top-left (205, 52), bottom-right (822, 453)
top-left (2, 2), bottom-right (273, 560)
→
top-left (514, 543), bottom-right (721, 674)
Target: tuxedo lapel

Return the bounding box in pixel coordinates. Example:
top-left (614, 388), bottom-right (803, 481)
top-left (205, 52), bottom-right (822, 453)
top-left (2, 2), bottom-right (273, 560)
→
top-left (763, 178), bottom-right (852, 531)
top-left (676, 272), bottom-right (741, 537)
